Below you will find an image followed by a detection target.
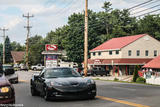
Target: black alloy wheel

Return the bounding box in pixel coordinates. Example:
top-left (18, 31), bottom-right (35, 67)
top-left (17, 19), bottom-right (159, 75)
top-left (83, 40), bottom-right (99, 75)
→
top-left (43, 87), bottom-right (50, 101)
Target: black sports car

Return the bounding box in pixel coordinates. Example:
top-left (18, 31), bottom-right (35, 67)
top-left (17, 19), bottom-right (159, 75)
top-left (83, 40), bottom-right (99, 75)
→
top-left (30, 67), bottom-right (96, 100)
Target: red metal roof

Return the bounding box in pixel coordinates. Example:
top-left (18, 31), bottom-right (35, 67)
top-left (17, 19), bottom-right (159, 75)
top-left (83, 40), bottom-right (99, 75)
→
top-left (143, 55), bottom-right (160, 69)
top-left (90, 34), bottom-right (147, 52)
top-left (88, 58), bottom-right (152, 65)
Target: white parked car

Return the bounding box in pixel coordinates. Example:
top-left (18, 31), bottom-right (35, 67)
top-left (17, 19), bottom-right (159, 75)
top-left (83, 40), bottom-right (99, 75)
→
top-left (31, 64), bottom-right (44, 71)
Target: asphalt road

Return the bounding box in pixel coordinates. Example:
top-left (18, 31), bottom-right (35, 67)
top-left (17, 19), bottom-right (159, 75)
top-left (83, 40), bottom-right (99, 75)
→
top-left (13, 71), bottom-right (160, 107)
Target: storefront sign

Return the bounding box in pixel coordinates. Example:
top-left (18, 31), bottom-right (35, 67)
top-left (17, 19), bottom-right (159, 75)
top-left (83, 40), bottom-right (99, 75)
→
top-left (45, 44), bottom-right (58, 51)
top-left (46, 60), bottom-right (58, 68)
top-left (46, 55), bottom-right (57, 60)
top-left (94, 59), bottom-right (102, 64)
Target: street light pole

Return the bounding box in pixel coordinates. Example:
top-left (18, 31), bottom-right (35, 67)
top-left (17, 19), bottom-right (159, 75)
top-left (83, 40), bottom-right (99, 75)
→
top-left (0, 27), bottom-right (8, 64)
top-left (84, 0), bottom-right (88, 77)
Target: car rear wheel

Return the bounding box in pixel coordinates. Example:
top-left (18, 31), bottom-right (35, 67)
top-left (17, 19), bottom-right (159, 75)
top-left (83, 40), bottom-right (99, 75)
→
top-left (33, 68), bottom-right (37, 71)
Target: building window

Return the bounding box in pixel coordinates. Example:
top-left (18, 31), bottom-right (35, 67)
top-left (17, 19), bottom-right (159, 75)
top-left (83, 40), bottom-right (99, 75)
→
top-left (93, 52), bottom-right (96, 56)
top-left (98, 52), bottom-right (101, 56)
top-left (128, 50), bottom-right (131, 56)
top-left (145, 50), bottom-right (149, 56)
top-left (109, 51), bottom-right (112, 55)
top-left (116, 50), bottom-right (119, 55)
top-left (154, 50), bottom-right (157, 56)
top-left (137, 50), bottom-right (140, 56)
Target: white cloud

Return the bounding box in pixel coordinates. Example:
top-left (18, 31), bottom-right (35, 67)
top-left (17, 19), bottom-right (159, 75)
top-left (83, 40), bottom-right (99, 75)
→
top-left (0, 0), bottom-right (155, 44)
top-left (5, 18), bottom-right (22, 29)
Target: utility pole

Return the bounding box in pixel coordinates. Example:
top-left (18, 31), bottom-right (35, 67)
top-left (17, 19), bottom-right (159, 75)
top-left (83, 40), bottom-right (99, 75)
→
top-left (0, 27), bottom-right (8, 64)
top-left (84, 0), bottom-right (88, 77)
top-left (23, 13), bottom-right (34, 68)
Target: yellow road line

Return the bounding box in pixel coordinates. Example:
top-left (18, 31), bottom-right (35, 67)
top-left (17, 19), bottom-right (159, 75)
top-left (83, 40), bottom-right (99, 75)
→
top-left (96, 96), bottom-right (150, 107)
top-left (19, 80), bottom-right (29, 83)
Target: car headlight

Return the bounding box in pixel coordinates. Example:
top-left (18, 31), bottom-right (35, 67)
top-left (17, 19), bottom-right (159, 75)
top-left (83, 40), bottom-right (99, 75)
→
top-left (0, 87), bottom-right (10, 93)
top-left (87, 79), bottom-right (95, 85)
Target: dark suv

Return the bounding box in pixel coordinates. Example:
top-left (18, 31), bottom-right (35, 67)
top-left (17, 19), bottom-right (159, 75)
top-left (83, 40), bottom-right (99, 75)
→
top-left (92, 67), bottom-right (108, 76)
top-left (0, 67), bottom-right (15, 104)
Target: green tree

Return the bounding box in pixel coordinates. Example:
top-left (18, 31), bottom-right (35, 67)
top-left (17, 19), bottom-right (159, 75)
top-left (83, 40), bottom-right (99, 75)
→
top-left (5, 36), bottom-right (12, 63)
top-left (11, 41), bottom-right (25, 51)
top-left (133, 65), bottom-right (140, 82)
top-left (137, 15), bottom-right (160, 40)
top-left (28, 35), bottom-right (44, 65)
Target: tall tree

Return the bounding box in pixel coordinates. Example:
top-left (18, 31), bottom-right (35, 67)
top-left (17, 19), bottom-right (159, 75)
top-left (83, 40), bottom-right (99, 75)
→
top-left (11, 41), bottom-right (25, 51)
top-left (5, 36), bottom-right (12, 63)
top-left (28, 35), bottom-right (44, 65)
top-left (137, 15), bottom-right (160, 40)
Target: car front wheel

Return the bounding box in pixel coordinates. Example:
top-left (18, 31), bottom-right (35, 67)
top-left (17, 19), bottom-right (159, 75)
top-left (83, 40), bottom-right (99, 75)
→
top-left (43, 87), bottom-right (50, 101)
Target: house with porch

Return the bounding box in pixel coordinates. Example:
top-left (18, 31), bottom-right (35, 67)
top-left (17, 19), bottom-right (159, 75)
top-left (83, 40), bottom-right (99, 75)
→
top-left (89, 34), bottom-right (160, 76)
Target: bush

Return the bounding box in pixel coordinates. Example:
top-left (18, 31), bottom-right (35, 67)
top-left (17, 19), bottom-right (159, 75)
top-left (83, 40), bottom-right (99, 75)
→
top-left (133, 65), bottom-right (139, 82)
top-left (114, 78), bottom-right (119, 81)
top-left (136, 77), bottom-right (146, 83)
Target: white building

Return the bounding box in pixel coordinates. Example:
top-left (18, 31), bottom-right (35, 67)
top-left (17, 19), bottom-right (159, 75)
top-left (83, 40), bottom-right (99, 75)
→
top-left (89, 34), bottom-right (160, 76)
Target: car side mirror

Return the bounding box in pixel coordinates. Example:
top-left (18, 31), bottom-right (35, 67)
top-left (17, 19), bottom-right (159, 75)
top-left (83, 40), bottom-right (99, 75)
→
top-left (34, 75), bottom-right (40, 79)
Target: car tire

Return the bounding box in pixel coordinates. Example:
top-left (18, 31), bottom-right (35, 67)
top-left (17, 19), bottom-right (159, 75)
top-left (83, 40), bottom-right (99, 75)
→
top-left (31, 86), bottom-right (39, 96)
top-left (44, 87), bottom-right (50, 101)
top-left (89, 95), bottom-right (96, 99)
top-left (33, 68), bottom-right (37, 71)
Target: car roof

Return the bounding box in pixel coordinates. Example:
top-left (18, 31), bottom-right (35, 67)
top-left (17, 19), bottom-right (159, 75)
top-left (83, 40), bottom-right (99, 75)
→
top-left (2, 64), bottom-right (12, 66)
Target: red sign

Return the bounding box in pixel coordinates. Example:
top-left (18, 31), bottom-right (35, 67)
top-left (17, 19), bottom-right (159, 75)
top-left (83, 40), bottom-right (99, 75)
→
top-left (45, 44), bottom-right (58, 51)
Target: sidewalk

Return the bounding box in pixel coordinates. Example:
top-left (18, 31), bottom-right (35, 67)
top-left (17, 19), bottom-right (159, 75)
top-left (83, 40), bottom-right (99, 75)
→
top-left (91, 75), bottom-right (133, 82)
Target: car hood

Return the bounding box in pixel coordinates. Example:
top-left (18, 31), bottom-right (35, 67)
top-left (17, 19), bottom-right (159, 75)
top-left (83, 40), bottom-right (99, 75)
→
top-left (0, 75), bottom-right (10, 87)
top-left (46, 77), bottom-right (93, 92)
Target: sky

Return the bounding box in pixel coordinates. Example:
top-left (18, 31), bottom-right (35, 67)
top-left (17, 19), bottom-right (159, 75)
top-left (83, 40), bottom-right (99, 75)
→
top-left (0, 0), bottom-right (159, 45)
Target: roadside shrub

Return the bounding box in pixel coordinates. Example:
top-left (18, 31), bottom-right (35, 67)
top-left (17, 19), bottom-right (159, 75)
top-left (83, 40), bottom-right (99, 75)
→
top-left (133, 65), bottom-right (139, 82)
top-left (136, 77), bottom-right (146, 83)
top-left (114, 78), bottom-right (119, 81)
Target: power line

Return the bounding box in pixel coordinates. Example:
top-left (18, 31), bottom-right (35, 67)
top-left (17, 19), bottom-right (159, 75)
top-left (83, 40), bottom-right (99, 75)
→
top-left (131, 4), bottom-right (160, 15)
top-left (128, 0), bottom-right (153, 10)
top-left (135, 8), bottom-right (160, 17)
top-left (130, 0), bottom-right (160, 12)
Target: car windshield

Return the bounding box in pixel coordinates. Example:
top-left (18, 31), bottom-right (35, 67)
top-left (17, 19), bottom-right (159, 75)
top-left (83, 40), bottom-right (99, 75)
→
top-left (3, 65), bottom-right (13, 69)
top-left (45, 68), bottom-right (81, 78)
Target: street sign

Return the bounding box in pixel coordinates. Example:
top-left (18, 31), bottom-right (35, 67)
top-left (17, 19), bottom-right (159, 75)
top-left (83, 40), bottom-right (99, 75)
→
top-left (45, 44), bottom-right (58, 51)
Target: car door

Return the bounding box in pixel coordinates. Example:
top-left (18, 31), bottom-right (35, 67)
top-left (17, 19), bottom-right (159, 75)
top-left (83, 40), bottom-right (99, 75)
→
top-left (35, 69), bottom-right (45, 92)
top-left (37, 72), bottom-right (46, 93)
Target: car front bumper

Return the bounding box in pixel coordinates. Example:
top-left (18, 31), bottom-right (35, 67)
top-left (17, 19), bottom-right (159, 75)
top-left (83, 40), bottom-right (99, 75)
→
top-left (0, 92), bottom-right (15, 104)
top-left (47, 84), bottom-right (96, 99)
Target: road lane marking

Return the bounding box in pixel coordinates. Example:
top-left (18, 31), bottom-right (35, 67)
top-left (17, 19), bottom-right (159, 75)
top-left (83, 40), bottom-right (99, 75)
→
top-left (19, 80), bottom-right (29, 83)
top-left (96, 96), bottom-right (150, 107)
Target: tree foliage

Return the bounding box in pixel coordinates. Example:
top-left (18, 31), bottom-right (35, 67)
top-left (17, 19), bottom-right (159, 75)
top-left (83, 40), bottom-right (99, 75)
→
top-left (5, 1), bottom-right (160, 66)
top-left (5, 36), bottom-right (12, 63)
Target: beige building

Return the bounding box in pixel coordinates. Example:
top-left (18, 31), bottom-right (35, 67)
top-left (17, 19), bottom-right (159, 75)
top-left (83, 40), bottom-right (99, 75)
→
top-left (89, 34), bottom-right (160, 76)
